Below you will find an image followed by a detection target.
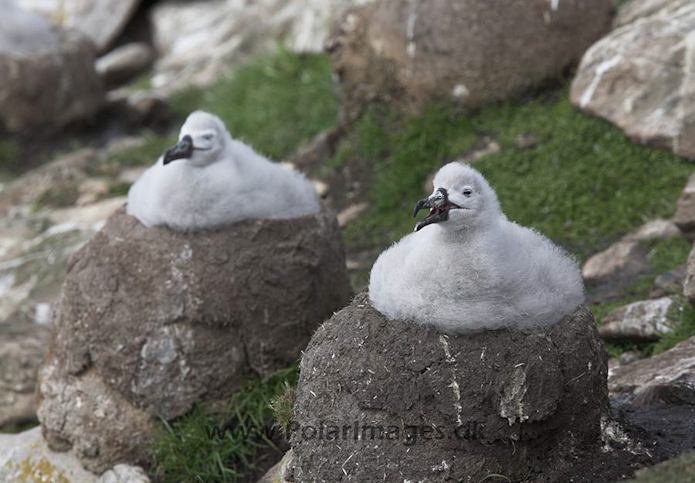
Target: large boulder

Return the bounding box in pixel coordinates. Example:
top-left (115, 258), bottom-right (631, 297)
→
top-left (609, 336), bottom-right (695, 407)
top-left (150, 0), bottom-right (375, 92)
top-left (37, 208), bottom-right (351, 473)
top-left (613, 0), bottom-right (693, 28)
top-left (17, 0), bottom-right (142, 54)
top-left (329, 0), bottom-right (611, 113)
top-left (599, 297), bottom-right (677, 343)
top-left (0, 31), bottom-right (103, 134)
top-left (289, 293), bottom-right (615, 482)
top-left (570, 2), bottom-right (695, 159)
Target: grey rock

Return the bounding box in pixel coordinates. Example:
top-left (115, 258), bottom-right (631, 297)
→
top-left (0, 323), bottom-right (49, 429)
top-left (0, 0), bottom-right (59, 55)
top-left (290, 293), bottom-right (610, 482)
top-left (330, 0), bottom-right (611, 113)
top-left (599, 297), bottom-right (677, 343)
top-left (614, 0), bottom-right (693, 28)
top-left (96, 464), bottom-right (150, 483)
top-left (673, 172), bottom-right (695, 241)
top-left (106, 89), bottom-right (171, 126)
top-left (150, 0), bottom-right (373, 92)
top-left (684, 243), bottom-right (695, 302)
top-left (96, 42), bottom-right (153, 87)
top-left (0, 426), bottom-right (150, 483)
top-left (619, 350), bottom-right (647, 366)
top-left (570, 2), bottom-right (695, 159)
top-left (628, 219), bottom-right (681, 242)
top-left (257, 449), bottom-right (294, 483)
top-left (38, 207), bottom-right (351, 473)
top-left (0, 32), bottom-right (103, 134)
top-left (609, 336), bottom-right (695, 406)
top-left (651, 265), bottom-right (686, 298)
top-left (583, 240), bottom-right (649, 283)
top-left (0, 426), bottom-right (97, 483)
top-left (649, 265), bottom-right (685, 299)
top-left (19, 0), bottom-right (143, 54)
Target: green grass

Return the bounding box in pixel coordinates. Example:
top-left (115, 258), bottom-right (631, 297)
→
top-left (590, 237), bottom-right (692, 323)
top-left (340, 93), bottom-right (692, 261)
top-left (652, 302), bottom-right (695, 355)
top-left (340, 104), bottom-right (477, 250)
top-left (104, 132), bottom-right (177, 167)
top-left (108, 48), bottom-right (338, 170)
top-left (151, 365), bottom-right (298, 483)
top-left (171, 47), bottom-right (338, 161)
top-left (0, 140), bottom-right (21, 179)
top-left (588, 237), bottom-right (693, 357)
top-left (270, 384), bottom-right (297, 437)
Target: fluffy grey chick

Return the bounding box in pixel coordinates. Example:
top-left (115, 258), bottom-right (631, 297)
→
top-left (369, 162), bottom-right (584, 334)
top-left (127, 111), bottom-right (320, 230)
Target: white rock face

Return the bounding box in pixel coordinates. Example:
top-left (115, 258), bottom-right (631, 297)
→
top-left (613, 0), bottom-right (693, 27)
top-left (609, 335), bottom-right (695, 405)
top-left (369, 163), bottom-right (585, 333)
top-left (570, 1), bottom-right (695, 158)
top-left (599, 297), bottom-right (677, 342)
top-left (582, 218), bottom-right (683, 284)
top-left (97, 465), bottom-right (150, 483)
top-left (0, 426), bottom-right (150, 483)
top-left (96, 42), bottom-right (154, 86)
top-left (0, 427), bottom-right (91, 483)
top-left (126, 111), bottom-right (320, 230)
top-left (0, 0), bottom-right (58, 54)
top-left (150, 0), bottom-right (374, 91)
top-left (17, 0), bottom-right (142, 53)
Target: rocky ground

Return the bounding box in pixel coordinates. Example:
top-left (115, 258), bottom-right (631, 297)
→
top-left (0, 0), bottom-right (694, 482)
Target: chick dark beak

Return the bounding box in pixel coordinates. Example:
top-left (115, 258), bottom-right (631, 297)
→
top-left (163, 135), bottom-right (194, 165)
top-left (413, 188), bottom-right (451, 232)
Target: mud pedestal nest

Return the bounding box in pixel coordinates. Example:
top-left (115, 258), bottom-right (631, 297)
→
top-left (290, 292), bottom-right (611, 482)
top-left (37, 208), bottom-right (351, 473)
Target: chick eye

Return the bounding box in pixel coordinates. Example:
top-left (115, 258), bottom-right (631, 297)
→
top-left (202, 134), bottom-right (214, 141)
top-left (463, 189), bottom-right (473, 196)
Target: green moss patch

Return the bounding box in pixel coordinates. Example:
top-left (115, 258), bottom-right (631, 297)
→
top-left (340, 93), bottom-right (692, 262)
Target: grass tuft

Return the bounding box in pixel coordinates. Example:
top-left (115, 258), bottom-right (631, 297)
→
top-left (270, 384), bottom-right (297, 436)
top-left (151, 365), bottom-right (298, 483)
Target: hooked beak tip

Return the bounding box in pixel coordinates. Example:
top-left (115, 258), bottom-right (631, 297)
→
top-left (162, 135), bottom-right (194, 165)
top-left (413, 199), bottom-right (428, 218)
